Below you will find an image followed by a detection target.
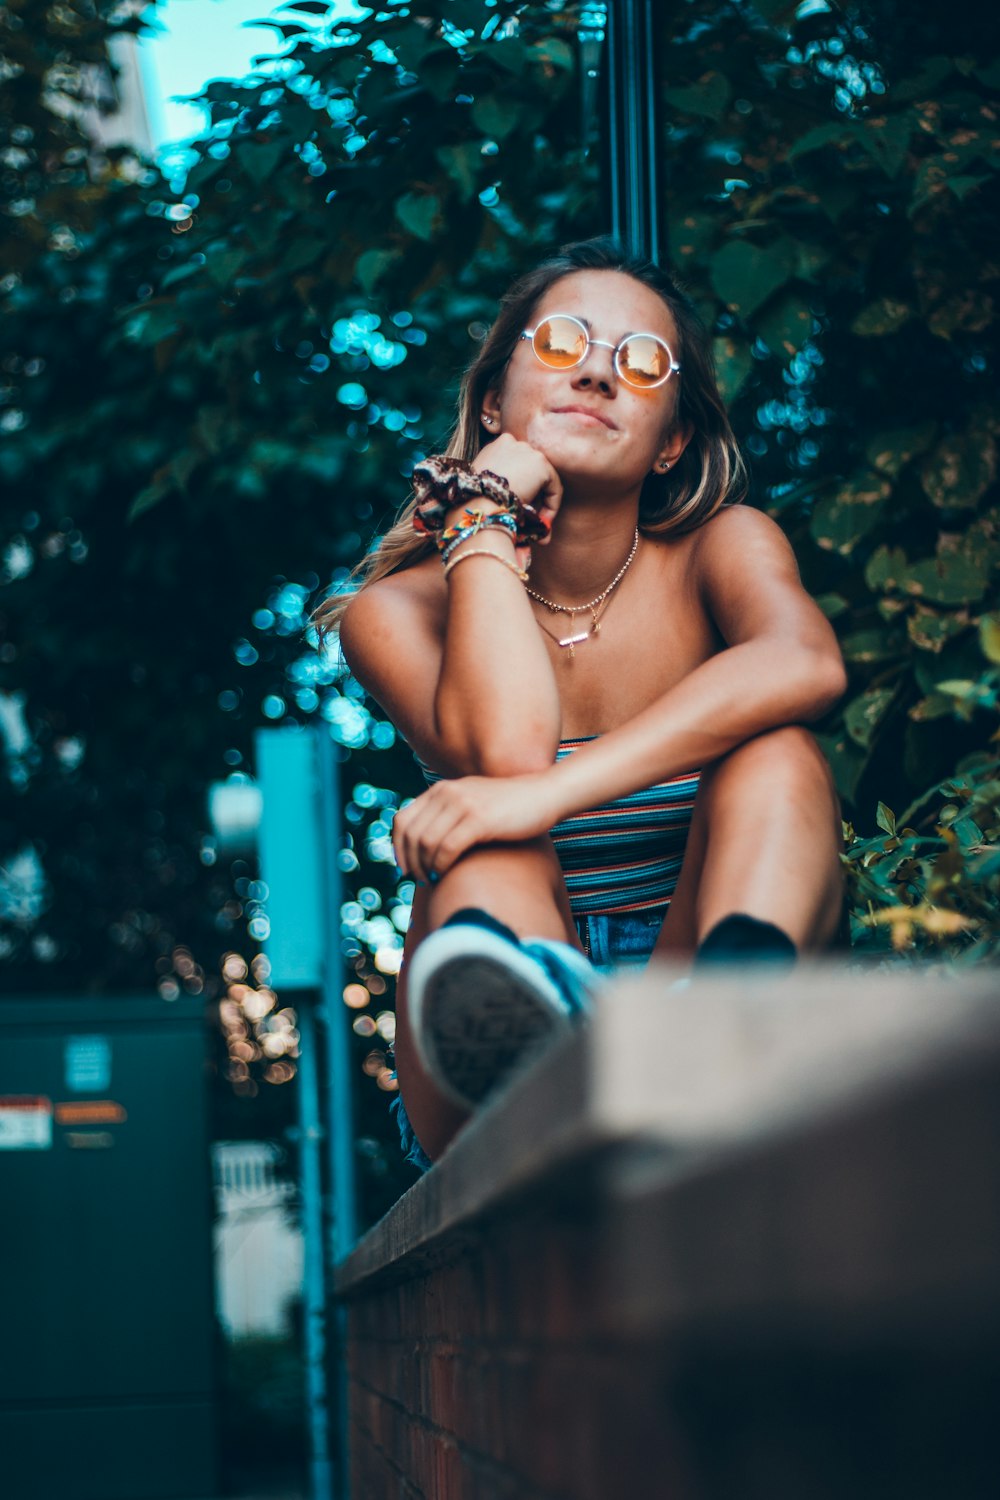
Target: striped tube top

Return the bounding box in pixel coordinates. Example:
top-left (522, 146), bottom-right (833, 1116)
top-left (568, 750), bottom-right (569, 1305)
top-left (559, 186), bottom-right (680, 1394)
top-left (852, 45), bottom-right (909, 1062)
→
top-left (415, 737), bottom-right (701, 918)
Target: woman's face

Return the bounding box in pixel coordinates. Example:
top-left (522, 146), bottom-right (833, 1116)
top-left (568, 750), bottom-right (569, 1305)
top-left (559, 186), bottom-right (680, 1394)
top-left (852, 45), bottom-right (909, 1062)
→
top-left (483, 269), bottom-right (689, 490)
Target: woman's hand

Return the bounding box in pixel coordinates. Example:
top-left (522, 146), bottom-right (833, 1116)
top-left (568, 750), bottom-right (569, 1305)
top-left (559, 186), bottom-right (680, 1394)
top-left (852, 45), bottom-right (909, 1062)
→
top-left (392, 771), bottom-right (561, 885)
top-left (473, 434), bottom-right (562, 546)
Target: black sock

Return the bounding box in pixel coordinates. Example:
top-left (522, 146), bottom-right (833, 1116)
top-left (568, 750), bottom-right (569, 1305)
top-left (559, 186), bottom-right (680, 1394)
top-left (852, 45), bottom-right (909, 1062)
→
top-left (442, 907), bottom-right (519, 945)
top-left (694, 913), bottom-right (797, 969)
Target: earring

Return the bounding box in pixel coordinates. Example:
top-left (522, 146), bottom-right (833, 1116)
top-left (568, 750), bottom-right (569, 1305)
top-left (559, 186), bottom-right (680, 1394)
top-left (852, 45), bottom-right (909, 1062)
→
top-left (658, 459), bottom-right (671, 472)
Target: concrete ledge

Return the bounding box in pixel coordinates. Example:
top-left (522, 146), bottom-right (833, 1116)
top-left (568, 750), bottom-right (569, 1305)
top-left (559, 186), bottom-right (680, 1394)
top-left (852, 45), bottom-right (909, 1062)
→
top-left (337, 962), bottom-right (1000, 1301)
top-left (337, 963), bottom-right (1000, 1500)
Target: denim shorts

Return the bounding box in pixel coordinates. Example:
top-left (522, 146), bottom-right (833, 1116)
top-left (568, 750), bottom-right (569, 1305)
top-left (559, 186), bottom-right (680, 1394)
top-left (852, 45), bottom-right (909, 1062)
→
top-left (391, 907), bottom-right (666, 1174)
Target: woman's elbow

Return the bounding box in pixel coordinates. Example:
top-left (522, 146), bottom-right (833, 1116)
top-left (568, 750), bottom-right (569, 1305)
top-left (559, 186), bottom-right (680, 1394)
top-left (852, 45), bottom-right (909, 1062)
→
top-left (437, 718), bottom-right (559, 777)
top-left (801, 649), bottom-right (848, 717)
top-left (473, 740), bottom-right (558, 777)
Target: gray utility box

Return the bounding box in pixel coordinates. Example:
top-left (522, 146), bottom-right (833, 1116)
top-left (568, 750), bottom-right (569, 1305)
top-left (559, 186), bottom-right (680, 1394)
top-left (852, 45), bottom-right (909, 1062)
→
top-left (0, 997), bottom-right (217, 1500)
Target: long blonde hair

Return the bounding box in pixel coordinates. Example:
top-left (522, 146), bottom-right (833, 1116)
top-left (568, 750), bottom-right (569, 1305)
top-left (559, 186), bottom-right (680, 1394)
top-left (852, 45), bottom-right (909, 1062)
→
top-left (313, 237), bottom-right (747, 635)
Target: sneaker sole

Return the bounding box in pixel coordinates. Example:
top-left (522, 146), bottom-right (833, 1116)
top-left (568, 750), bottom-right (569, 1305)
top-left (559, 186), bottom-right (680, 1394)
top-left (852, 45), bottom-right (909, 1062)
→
top-left (408, 926), bottom-right (573, 1110)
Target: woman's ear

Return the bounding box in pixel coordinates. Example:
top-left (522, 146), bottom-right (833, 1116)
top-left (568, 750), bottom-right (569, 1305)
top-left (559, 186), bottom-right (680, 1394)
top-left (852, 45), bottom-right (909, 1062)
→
top-left (480, 388), bottom-right (502, 434)
top-left (654, 419), bottom-right (694, 473)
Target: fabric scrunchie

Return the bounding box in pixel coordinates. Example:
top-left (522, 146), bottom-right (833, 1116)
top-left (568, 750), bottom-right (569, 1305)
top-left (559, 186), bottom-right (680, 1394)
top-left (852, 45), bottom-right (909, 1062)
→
top-left (411, 455), bottom-right (550, 546)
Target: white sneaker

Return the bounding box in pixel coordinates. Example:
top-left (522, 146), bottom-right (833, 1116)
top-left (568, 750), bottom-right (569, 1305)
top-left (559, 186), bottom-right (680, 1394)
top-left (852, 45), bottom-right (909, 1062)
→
top-left (407, 919), bottom-right (598, 1110)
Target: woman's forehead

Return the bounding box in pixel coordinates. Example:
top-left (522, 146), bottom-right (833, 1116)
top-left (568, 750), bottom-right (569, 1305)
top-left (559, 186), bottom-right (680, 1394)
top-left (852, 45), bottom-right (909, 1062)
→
top-left (533, 269), bottom-right (678, 342)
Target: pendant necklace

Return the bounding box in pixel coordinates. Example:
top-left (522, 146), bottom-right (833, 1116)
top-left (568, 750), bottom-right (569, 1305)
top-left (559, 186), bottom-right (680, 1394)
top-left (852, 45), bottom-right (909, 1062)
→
top-left (525, 527), bottom-right (639, 660)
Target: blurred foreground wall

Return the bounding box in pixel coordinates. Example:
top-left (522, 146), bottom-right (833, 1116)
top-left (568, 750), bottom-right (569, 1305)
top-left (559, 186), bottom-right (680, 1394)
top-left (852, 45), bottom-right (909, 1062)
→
top-left (0, 997), bottom-right (216, 1500)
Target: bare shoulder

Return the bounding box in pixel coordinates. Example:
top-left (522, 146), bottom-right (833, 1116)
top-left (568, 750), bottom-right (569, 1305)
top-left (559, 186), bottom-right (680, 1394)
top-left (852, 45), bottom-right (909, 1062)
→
top-left (339, 557), bottom-right (442, 678)
top-left (338, 555), bottom-right (443, 717)
top-left (688, 503), bottom-right (823, 645)
top-left (690, 503), bottom-right (801, 589)
top-left (693, 502), bottom-right (796, 560)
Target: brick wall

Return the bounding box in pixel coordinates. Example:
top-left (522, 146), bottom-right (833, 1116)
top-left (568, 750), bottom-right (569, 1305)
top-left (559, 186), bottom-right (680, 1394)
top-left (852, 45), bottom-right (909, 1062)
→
top-left (337, 965), bottom-right (1000, 1500)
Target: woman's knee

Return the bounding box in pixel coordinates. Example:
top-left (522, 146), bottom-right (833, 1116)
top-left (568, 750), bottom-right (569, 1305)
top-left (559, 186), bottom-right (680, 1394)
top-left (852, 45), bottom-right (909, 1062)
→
top-left (702, 725), bottom-right (839, 818)
top-left (426, 833), bottom-right (576, 940)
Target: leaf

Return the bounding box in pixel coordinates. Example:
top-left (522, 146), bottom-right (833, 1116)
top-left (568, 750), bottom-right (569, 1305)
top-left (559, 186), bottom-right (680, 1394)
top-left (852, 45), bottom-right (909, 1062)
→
top-left (856, 113), bottom-right (913, 178)
top-left (663, 72), bottom-right (731, 121)
top-left (920, 907), bottom-right (976, 936)
top-left (528, 37), bottom-right (575, 72)
top-left (844, 685), bottom-right (897, 749)
top-left (909, 692), bottom-right (956, 722)
top-left (815, 593), bottom-right (849, 620)
top-left (282, 237), bottom-right (326, 274)
top-left (920, 430), bottom-right (997, 509)
top-left (929, 290), bottom-right (995, 341)
top-left (435, 142), bottom-right (481, 203)
top-left (391, 20), bottom-right (448, 70)
top-left (442, 0), bottom-right (487, 37)
top-left (980, 615), bottom-right (1000, 665)
top-left (756, 290), bottom-right (813, 357)
top-left (394, 191), bottom-right (440, 241)
top-left (788, 122), bottom-right (850, 161)
top-left (753, 0), bottom-right (800, 26)
top-left (851, 298), bottom-right (913, 337)
top-left (893, 54), bottom-right (955, 101)
top-left (840, 630), bottom-right (903, 664)
top-left (865, 421), bottom-right (937, 477)
top-left (907, 604), bottom-right (969, 654)
top-left (416, 45), bottom-right (461, 93)
top-left (901, 515), bottom-right (1000, 605)
top-left (354, 248), bottom-right (400, 294)
top-left (865, 545), bottom-right (909, 593)
top-left (711, 336), bottom-right (753, 401)
top-left (471, 94), bottom-right (521, 139)
top-left (710, 239), bottom-right (794, 319)
top-left (947, 174), bottom-right (989, 202)
top-left (810, 475), bottom-right (890, 555)
top-left (876, 802), bottom-right (897, 835)
top-left (670, 210), bottom-right (717, 265)
top-left (813, 730), bottom-right (868, 803)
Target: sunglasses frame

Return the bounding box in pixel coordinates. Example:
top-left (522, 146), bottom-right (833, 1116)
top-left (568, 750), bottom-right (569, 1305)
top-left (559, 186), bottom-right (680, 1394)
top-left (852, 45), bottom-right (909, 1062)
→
top-left (520, 313), bottom-right (681, 389)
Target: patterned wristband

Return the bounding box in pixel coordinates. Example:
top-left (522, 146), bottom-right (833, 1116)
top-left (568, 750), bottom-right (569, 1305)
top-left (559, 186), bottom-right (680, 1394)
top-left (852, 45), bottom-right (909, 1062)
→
top-left (438, 509), bottom-right (518, 562)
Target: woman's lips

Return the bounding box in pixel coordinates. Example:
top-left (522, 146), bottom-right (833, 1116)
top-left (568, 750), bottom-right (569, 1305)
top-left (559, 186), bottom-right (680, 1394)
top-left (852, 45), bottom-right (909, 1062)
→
top-left (550, 405), bottom-right (618, 430)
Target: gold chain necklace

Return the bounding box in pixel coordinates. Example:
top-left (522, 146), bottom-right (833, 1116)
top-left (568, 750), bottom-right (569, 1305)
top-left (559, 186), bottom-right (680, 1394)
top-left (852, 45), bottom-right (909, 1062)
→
top-left (525, 527), bottom-right (639, 659)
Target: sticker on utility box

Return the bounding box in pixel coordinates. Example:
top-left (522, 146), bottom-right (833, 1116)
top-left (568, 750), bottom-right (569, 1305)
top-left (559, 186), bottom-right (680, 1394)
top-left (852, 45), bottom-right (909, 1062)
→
top-left (0, 1096), bottom-right (53, 1150)
top-left (64, 1035), bottom-right (112, 1093)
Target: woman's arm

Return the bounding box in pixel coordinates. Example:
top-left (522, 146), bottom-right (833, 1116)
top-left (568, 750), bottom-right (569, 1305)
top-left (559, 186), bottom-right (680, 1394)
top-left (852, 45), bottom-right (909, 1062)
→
top-left (392, 508), bottom-right (848, 880)
top-left (548, 506), bottom-right (846, 806)
top-left (340, 437), bottom-right (564, 777)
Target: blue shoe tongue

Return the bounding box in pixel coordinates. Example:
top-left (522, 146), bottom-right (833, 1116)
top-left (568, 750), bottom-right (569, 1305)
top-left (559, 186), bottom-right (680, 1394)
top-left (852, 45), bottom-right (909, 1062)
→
top-left (441, 906), bottom-right (520, 946)
top-left (521, 941), bottom-right (595, 1019)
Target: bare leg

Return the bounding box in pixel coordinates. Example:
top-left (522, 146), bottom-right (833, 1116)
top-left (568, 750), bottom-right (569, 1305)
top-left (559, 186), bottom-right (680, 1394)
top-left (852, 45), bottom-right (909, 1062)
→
top-left (657, 725), bottom-right (844, 960)
top-left (395, 836), bottom-right (578, 1161)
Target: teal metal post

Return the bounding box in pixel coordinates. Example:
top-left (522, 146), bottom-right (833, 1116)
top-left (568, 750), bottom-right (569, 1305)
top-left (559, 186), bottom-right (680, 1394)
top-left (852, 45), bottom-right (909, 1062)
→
top-left (607, 0), bottom-right (661, 261)
top-left (318, 731), bottom-right (355, 1500)
top-left (256, 725), bottom-right (356, 1499)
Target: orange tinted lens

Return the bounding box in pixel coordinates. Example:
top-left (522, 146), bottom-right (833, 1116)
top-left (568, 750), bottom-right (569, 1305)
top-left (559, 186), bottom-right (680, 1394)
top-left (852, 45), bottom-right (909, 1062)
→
top-left (618, 334), bottom-right (671, 386)
top-left (533, 316), bottom-right (588, 369)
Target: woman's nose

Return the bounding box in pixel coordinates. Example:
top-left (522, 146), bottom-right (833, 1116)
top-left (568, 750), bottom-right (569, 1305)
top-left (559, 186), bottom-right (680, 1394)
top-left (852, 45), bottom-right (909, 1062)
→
top-left (572, 342), bottom-right (616, 391)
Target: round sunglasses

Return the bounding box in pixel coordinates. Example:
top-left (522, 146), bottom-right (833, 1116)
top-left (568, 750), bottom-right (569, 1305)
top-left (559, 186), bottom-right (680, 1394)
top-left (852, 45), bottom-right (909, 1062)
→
top-left (520, 313), bottom-right (681, 390)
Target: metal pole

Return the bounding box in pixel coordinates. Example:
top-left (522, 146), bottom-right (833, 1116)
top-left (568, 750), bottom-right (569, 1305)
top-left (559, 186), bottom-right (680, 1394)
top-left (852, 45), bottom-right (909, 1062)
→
top-left (317, 728), bottom-right (357, 1262)
top-left (606, 0), bottom-right (661, 262)
top-left (317, 728), bottom-right (356, 1500)
top-left (295, 992), bottom-right (333, 1500)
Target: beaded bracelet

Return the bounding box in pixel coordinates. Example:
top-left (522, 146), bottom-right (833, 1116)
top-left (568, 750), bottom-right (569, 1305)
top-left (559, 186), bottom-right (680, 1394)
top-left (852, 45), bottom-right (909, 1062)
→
top-left (412, 455), bottom-right (550, 546)
top-left (439, 509), bottom-right (518, 564)
top-left (442, 548), bottom-right (528, 583)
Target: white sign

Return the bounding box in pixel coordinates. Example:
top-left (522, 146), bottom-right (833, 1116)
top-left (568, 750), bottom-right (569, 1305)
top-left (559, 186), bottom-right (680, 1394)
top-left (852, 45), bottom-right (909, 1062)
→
top-left (64, 1035), bottom-right (112, 1092)
top-left (0, 1097), bottom-right (53, 1150)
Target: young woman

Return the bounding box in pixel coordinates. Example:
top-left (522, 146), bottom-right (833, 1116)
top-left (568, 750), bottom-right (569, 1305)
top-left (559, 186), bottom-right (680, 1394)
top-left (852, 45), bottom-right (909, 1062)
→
top-left (321, 237), bottom-right (847, 1171)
